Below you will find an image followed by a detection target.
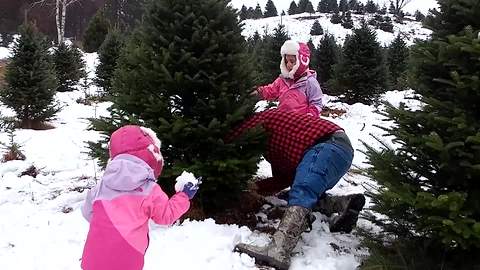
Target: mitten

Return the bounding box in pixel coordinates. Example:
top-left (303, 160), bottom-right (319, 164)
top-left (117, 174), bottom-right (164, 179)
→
top-left (182, 177), bottom-right (202, 199)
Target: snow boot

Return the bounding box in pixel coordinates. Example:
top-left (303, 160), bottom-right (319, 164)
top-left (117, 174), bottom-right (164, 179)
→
top-left (314, 194), bottom-right (365, 233)
top-left (235, 205), bottom-right (310, 270)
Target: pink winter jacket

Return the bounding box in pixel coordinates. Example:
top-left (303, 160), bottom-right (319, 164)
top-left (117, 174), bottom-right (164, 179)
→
top-left (81, 154), bottom-right (190, 270)
top-left (258, 71), bottom-right (323, 117)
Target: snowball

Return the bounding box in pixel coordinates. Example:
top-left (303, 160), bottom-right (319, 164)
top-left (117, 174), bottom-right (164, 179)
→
top-left (174, 171), bottom-right (198, 192)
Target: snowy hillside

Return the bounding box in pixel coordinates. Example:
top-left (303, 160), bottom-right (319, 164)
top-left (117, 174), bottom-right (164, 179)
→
top-left (0, 47), bottom-right (421, 269)
top-left (241, 12), bottom-right (431, 46)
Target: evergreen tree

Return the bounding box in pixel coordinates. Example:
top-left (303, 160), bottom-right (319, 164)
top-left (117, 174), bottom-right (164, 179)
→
top-left (281, 10), bottom-right (286, 16)
top-left (365, 0), bottom-right (378, 13)
top-left (89, 0), bottom-right (264, 213)
top-left (348, 0), bottom-right (359, 11)
top-left (288, 1), bottom-right (299, 15)
top-left (316, 33), bottom-right (339, 86)
top-left (305, 1), bottom-right (316, 14)
top-left (362, 0), bottom-right (480, 268)
top-left (388, 1), bottom-right (396, 14)
top-left (239, 5), bottom-right (249, 20)
top-left (307, 39), bottom-right (318, 71)
top-left (253, 3), bottom-right (263, 19)
top-left (414, 10), bottom-right (425, 21)
top-left (331, 12), bottom-right (343, 24)
top-left (341, 11), bottom-right (354, 29)
top-left (264, 0), bottom-right (278, 18)
top-left (95, 29), bottom-right (124, 95)
top-left (53, 42), bottom-right (86, 92)
top-left (329, 22), bottom-right (387, 104)
top-left (298, 0), bottom-right (314, 14)
top-left (310, 20), bottom-right (324, 35)
top-left (327, 0), bottom-right (339, 13)
top-left (379, 4), bottom-right (387, 15)
top-left (379, 16), bottom-right (394, 32)
top-left (83, 9), bottom-right (110, 53)
top-left (339, 0), bottom-right (348, 12)
top-left (0, 24), bottom-right (58, 129)
top-left (0, 33), bottom-right (14, 47)
top-left (247, 7), bottom-right (255, 19)
top-left (262, 24), bottom-right (290, 82)
top-left (386, 34), bottom-right (409, 90)
top-left (317, 0), bottom-right (329, 13)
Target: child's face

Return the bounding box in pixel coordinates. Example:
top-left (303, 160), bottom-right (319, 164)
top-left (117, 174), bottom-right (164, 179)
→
top-left (285, 55), bottom-right (297, 71)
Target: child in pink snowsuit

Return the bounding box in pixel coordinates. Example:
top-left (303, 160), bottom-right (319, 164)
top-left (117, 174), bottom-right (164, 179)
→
top-left (256, 40), bottom-right (323, 117)
top-left (81, 125), bottom-right (199, 270)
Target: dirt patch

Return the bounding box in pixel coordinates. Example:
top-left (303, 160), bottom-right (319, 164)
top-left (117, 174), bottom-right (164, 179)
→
top-left (321, 106), bottom-right (347, 118)
top-left (182, 190), bottom-right (266, 230)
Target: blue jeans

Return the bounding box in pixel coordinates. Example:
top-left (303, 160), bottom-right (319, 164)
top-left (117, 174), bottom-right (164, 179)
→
top-left (288, 140), bottom-right (354, 209)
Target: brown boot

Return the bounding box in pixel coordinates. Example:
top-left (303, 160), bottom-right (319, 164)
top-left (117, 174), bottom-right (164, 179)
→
top-left (235, 206), bottom-right (310, 270)
top-left (314, 194), bottom-right (365, 233)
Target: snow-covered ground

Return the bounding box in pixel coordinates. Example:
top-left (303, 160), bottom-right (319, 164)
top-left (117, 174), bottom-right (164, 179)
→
top-left (0, 4), bottom-right (432, 268)
top-left (0, 50), bottom-right (418, 269)
top-left (241, 12), bottom-right (431, 46)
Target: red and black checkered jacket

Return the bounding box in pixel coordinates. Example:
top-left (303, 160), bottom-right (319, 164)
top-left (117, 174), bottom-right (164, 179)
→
top-left (228, 109), bottom-right (342, 184)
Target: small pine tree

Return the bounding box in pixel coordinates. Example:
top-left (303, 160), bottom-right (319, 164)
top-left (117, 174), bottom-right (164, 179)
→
top-left (317, 0), bottom-right (329, 13)
top-left (298, 0), bottom-right (314, 14)
top-left (247, 7), bottom-right (255, 19)
top-left (264, 0), bottom-right (278, 18)
top-left (362, 0), bottom-right (480, 268)
top-left (316, 33), bottom-right (339, 86)
top-left (253, 3), bottom-right (263, 19)
top-left (83, 9), bottom-right (110, 53)
top-left (365, 0), bottom-right (378, 13)
top-left (281, 10), bottom-right (286, 16)
top-left (310, 20), bottom-right (324, 35)
top-left (262, 24), bottom-right (290, 82)
top-left (414, 10), bottom-right (425, 21)
top-left (388, 0), bottom-right (396, 14)
top-left (386, 34), bottom-right (409, 90)
top-left (329, 22), bottom-right (387, 105)
top-left (90, 0), bottom-right (265, 214)
top-left (239, 5), bottom-right (249, 20)
top-left (331, 12), bottom-right (343, 24)
top-left (53, 43), bottom-right (86, 92)
top-left (379, 4), bottom-right (387, 14)
top-left (341, 11), bottom-right (354, 29)
top-left (288, 1), bottom-right (299, 15)
top-left (339, 0), bottom-right (348, 12)
top-left (379, 16), bottom-right (394, 32)
top-left (328, 0), bottom-right (339, 13)
top-left (0, 24), bottom-right (58, 129)
top-left (95, 29), bottom-right (124, 96)
top-left (0, 33), bottom-right (14, 47)
top-left (307, 39), bottom-right (318, 71)
top-left (305, 1), bottom-right (316, 14)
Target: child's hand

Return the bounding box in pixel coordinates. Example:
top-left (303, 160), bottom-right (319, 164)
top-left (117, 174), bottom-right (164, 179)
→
top-left (182, 177), bottom-right (202, 199)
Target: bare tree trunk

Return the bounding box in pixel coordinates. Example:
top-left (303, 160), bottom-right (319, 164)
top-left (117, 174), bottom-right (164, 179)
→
top-left (61, 1), bottom-right (66, 44)
top-left (56, 0), bottom-right (62, 44)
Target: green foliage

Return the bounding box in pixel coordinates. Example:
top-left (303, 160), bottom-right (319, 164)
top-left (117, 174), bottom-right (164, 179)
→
top-left (264, 0), bottom-right (278, 18)
top-left (0, 24), bottom-right (58, 128)
top-left (365, 0), bottom-right (378, 14)
top-left (339, 0), bottom-right (348, 12)
top-left (83, 9), bottom-right (110, 53)
top-left (53, 42), bottom-right (86, 92)
top-left (310, 20), bottom-right (324, 35)
top-left (253, 3), bottom-right (263, 19)
top-left (316, 33), bottom-right (340, 87)
top-left (104, 0), bottom-right (146, 30)
top-left (329, 22), bottom-right (388, 105)
top-left (95, 29), bottom-right (124, 95)
top-left (89, 0), bottom-right (265, 213)
top-left (341, 11), bottom-right (354, 29)
top-left (298, 0), bottom-right (315, 14)
top-left (317, 0), bottom-right (338, 13)
top-left (288, 1), bottom-right (298, 15)
top-left (414, 10), bottom-right (426, 22)
top-left (330, 12), bottom-right (342, 24)
top-left (362, 0), bottom-right (480, 267)
top-left (386, 34), bottom-right (409, 90)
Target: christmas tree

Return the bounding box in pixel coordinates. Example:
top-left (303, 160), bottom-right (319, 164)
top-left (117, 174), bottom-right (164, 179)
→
top-left (0, 24), bottom-right (58, 129)
top-left (288, 1), bottom-right (299, 15)
top-left (95, 29), bottom-right (124, 95)
top-left (53, 42), bottom-right (86, 92)
top-left (264, 0), bottom-right (278, 18)
top-left (329, 22), bottom-right (387, 104)
top-left (386, 34), bottom-right (409, 90)
top-left (253, 3), bottom-right (263, 19)
top-left (310, 20), bottom-right (324, 35)
top-left (316, 33), bottom-right (340, 87)
top-left (362, 0), bottom-right (480, 268)
top-left (89, 0), bottom-right (265, 213)
top-left (341, 11), bottom-right (354, 29)
top-left (83, 9), bottom-right (110, 53)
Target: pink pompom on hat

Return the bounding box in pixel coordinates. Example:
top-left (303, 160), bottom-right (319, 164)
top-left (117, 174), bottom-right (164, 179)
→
top-left (280, 40), bottom-right (311, 80)
top-left (109, 125), bottom-right (164, 178)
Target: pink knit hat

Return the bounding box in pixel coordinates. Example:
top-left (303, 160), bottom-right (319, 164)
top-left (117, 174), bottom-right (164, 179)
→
top-left (109, 125), bottom-right (164, 178)
top-left (280, 40), bottom-right (311, 80)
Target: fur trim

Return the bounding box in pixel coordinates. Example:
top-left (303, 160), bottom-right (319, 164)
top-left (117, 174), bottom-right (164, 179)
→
top-left (280, 40), bottom-right (300, 56)
top-left (280, 57), bottom-right (300, 79)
